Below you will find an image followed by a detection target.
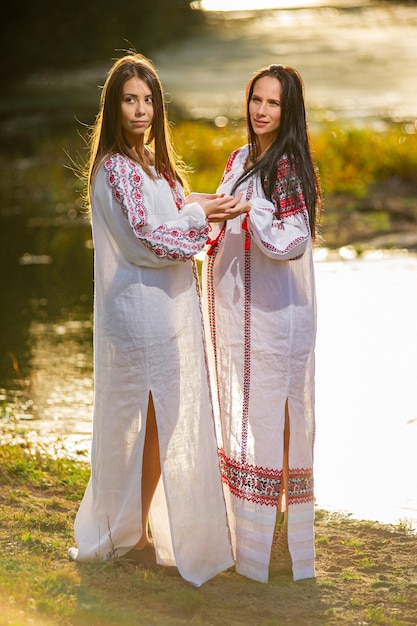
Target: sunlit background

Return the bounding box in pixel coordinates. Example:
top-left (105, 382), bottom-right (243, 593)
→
top-left (195, 0), bottom-right (324, 10)
top-left (1, 0), bottom-right (416, 530)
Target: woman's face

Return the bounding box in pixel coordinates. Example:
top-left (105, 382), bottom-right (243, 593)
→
top-left (249, 75), bottom-right (282, 145)
top-left (120, 76), bottom-right (154, 146)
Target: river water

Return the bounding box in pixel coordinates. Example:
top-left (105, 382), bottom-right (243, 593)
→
top-left (1, 1), bottom-right (416, 529)
top-left (154, 0), bottom-right (417, 126)
top-left (314, 250), bottom-right (417, 529)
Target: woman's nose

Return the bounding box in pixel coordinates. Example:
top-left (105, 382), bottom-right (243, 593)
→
top-left (257, 102), bottom-right (266, 115)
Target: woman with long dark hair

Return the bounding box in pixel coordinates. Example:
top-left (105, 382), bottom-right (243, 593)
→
top-left (68, 53), bottom-right (239, 586)
top-left (202, 64), bottom-right (322, 583)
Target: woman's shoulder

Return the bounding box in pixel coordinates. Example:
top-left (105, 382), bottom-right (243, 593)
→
top-left (276, 152), bottom-right (290, 165)
top-left (98, 154), bottom-right (147, 189)
top-left (93, 153), bottom-right (137, 177)
top-left (275, 153), bottom-right (296, 176)
top-left (230, 144), bottom-right (249, 159)
top-left (102, 153), bottom-right (143, 174)
top-left (92, 154), bottom-right (146, 202)
top-left (225, 144), bottom-right (249, 172)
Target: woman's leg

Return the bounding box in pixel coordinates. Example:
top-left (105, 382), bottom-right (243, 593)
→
top-left (278, 401), bottom-right (290, 513)
top-left (135, 392), bottom-right (161, 549)
top-left (270, 401), bottom-right (291, 571)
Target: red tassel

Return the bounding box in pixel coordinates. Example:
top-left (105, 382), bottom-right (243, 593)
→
top-left (206, 238), bottom-right (215, 256)
top-left (242, 214), bottom-right (251, 250)
top-left (206, 224), bottom-right (225, 256)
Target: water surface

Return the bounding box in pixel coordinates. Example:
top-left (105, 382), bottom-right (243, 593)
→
top-left (314, 251), bottom-right (417, 529)
top-left (154, 1), bottom-right (417, 124)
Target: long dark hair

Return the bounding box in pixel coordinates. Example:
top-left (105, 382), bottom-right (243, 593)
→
top-left (87, 53), bottom-right (188, 202)
top-left (232, 64), bottom-right (321, 237)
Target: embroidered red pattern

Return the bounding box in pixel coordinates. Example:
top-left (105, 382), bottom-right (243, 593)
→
top-left (219, 448), bottom-right (314, 506)
top-left (220, 149), bottom-right (240, 184)
top-left (239, 180), bottom-right (254, 461)
top-left (104, 154), bottom-right (209, 260)
top-left (205, 226), bottom-right (226, 431)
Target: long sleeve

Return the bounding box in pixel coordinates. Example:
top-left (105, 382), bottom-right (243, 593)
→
top-left (247, 157), bottom-right (311, 261)
top-left (93, 154), bottom-right (209, 265)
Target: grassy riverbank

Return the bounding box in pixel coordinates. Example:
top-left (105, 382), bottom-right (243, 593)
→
top-left (1, 441), bottom-right (416, 626)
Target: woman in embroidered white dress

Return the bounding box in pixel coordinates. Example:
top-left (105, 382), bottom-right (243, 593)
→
top-left (68, 53), bottom-right (244, 586)
top-left (202, 64), bottom-right (322, 583)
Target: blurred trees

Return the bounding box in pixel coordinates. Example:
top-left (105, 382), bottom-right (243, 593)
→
top-left (0, 0), bottom-right (205, 85)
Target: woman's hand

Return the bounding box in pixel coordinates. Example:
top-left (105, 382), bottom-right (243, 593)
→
top-left (201, 192), bottom-right (251, 223)
top-left (185, 192), bottom-right (224, 205)
top-left (220, 192), bottom-right (252, 221)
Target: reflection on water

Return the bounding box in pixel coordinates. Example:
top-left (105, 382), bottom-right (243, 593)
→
top-left (197, 0), bottom-right (325, 10)
top-left (26, 319), bottom-right (93, 454)
top-left (314, 251), bottom-right (417, 529)
top-left (155, 1), bottom-right (417, 123)
top-left (0, 216), bottom-right (94, 458)
top-left (1, 315), bottom-right (94, 458)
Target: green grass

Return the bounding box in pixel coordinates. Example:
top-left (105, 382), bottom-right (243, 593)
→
top-left (1, 438), bottom-right (417, 626)
top-left (0, 441), bottom-right (90, 500)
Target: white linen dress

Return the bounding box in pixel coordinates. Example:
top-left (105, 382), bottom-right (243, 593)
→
top-left (69, 154), bottom-right (233, 587)
top-left (202, 146), bottom-right (316, 583)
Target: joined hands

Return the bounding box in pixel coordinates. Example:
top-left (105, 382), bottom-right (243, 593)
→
top-left (186, 192), bottom-right (251, 223)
